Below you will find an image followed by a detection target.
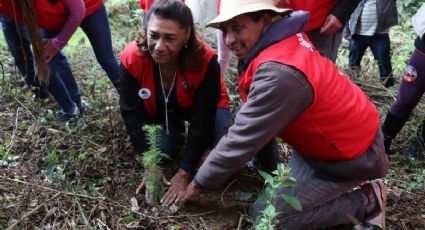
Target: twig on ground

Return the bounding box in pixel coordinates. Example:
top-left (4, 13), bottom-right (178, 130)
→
top-left (5, 107), bottom-right (20, 157)
top-left (6, 192), bottom-right (61, 230)
top-left (221, 179), bottom-right (237, 207)
top-left (200, 217), bottom-right (209, 230)
top-left (0, 176), bottom-right (105, 200)
top-left (237, 213), bottom-right (244, 230)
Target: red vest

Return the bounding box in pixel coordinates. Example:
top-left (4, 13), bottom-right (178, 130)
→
top-left (120, 41), bottom-right (230, 118)
top-left (0, 1), bottom-right (23, 20)
top-left (277, 0), bottom-right (337, 31)
top-left (0, 0), bottom-right (103, 31)
top-left (32, 0), bottom-right (103, 31)
top-left (239, 33), bottom-right (379, 161)
top-left (139, 0), bottom-right (155, 12)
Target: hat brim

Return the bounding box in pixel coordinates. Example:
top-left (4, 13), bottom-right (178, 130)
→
top-left (207, 6), bottom-right (291, 28)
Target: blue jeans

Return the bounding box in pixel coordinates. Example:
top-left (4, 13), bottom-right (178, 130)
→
top-left (39, 29), bottom-right (80, 114)
top-left (349, 33), bottom-right (392, 79)
top-left (80, 5), bottom-right (120, 88)
top-left (0, 14), bottom-right (47, 95)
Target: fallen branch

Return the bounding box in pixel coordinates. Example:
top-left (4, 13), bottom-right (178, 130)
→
top-left (221, 179), bottom-right (237, 207)
top-left (6, 192), bottom-right (61, 230)
top-left (0, 176), bottom-right (105, 201)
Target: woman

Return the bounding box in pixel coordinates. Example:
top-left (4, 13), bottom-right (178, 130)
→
top-left (120, 0), bottom-right (230, 205)
top-left (1, 0), bottom-right (120, 122)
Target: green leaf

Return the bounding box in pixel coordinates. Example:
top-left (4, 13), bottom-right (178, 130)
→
top-left (258, 170), bottom-right (273, 184)
top-left (237, 192), bottom-right (254, 201)
top-left (121, 214), bottom-right (136, 223)
top-left (281, 193), bottom-right (302, 211)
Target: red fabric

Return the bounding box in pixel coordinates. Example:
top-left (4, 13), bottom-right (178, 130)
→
top-left (31, 0), bottom-right (102, 31)
top-left (0, 0), bottom-right (23, 21)
top-left (139, 0), bottom-right (155, 13)
top-left (239, 33), bottom-right (379, 161)
top-left (120, 41), bottom-right (229, 118)
top-left (277, 0), bottom-right (337, 31)
top-left (0, 0), bottom-right (100, 28)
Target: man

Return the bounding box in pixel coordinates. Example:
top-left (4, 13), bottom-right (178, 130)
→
top-left (176, 0), bottom-right (389, 228)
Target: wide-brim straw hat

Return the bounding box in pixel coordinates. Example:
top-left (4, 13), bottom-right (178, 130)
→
top-left (207, 0), bottom-right (291, 28)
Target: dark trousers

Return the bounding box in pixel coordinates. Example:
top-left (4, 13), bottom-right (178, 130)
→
top-left (349, 33), bottom-right (392, 79)
top-left (1, 14), bottom-right (47, 95)
top-left (390, 49), bottom-right (425, 118)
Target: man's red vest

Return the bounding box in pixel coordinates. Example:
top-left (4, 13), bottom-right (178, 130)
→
top-left (239, 33), bottom-right (379, 161)
top-left (0, 0), bottom-right (102, 29)
top-left (120, 41), bottom-right (230, 118)
top-left (277, 0), bottom-right (337, 31)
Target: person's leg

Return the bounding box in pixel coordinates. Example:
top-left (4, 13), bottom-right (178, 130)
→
top-left (213, 108), bottom-right (232, 142)
top-left (216, 30), bottom-right (232, 76)
top-left (370, 33), bottom-right (393, 87)
top-left (1, 15), bottom-right (35, 85)
top-left (348, 34), bottom-right (370, 69)
top-left (79, 5), bottom-right (121, 91)
top-left (249, 151), bottom-right (368, 229)
top-left (389, 49), bottom-right (425, 119)
top-left (306, 28), bottom-right (343, 63)
top-left (39, 29), bottom-right (81, 106)
top-left (388, 49), bottom-right (425, 158)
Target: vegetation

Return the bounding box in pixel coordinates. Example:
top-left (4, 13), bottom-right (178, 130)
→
top-left (139, 125), bottom-right (168, 204)
top-left (0, 0), bottom-right (424, 229)
top-left (255, 164), bottom-right (302, 230)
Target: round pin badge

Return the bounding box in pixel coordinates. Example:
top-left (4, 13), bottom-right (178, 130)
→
top-left (138, 88), bottom-right (151, 99)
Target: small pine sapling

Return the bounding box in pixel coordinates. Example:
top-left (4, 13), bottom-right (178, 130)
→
top-left (139, 125), bottom-right (169, 203)
top-left (255, 163), bottom-right (302, 230)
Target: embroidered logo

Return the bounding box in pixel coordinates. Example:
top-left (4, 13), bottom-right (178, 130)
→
top-left (138, 88), bottom-right (151, 99)
top-left (402, 65), bottom-right (418, 83)
top-left (296, 33), bottom-right (314, 51)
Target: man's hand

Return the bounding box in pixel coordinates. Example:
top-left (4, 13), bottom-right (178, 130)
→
top-left (320, 14), bottom-right (343, 35)
top-left (161, 168), bottom-right (191, 206)
top-left (42, 39), bottom-right (59, 63)
top-left (177, 180), bottom-right (202, 209)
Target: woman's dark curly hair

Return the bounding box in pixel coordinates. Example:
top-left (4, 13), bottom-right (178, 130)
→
top-left (136, 0), bottom-right (206, 72)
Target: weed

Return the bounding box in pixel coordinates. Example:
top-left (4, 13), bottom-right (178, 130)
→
top-left (255, 163), bottom-right (302, 230)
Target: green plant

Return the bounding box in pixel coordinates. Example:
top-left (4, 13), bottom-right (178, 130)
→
top-left (139, 125), bottom-right (168, 203)
top-left (255, 163), bottom-right (302, 230)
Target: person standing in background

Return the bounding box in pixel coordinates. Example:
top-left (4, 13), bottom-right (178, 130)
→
top-left (382, 3), bottom-right (425, 159)
top-left (345, 0), bottom-right (398, 88)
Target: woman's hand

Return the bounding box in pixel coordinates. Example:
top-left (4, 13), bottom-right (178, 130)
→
top-left (161, 168), bottom-right (191, 206)
top-left (42, 39), bottom-right (59, 63)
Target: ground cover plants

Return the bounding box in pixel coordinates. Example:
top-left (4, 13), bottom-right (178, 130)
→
top-left (0, 0), bottom-right (424, 229)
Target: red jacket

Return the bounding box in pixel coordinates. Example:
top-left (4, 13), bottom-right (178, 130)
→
top-left (139, 0), bottom-right (155, 13)
top-left (277, 0), bottom-right (337, 31)
top-left (239, 33), bottom-right (379, 161)
top-left (0, 0), bottom-right (102, 31)
top-left (120, 41), bottom-right (230, 118)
